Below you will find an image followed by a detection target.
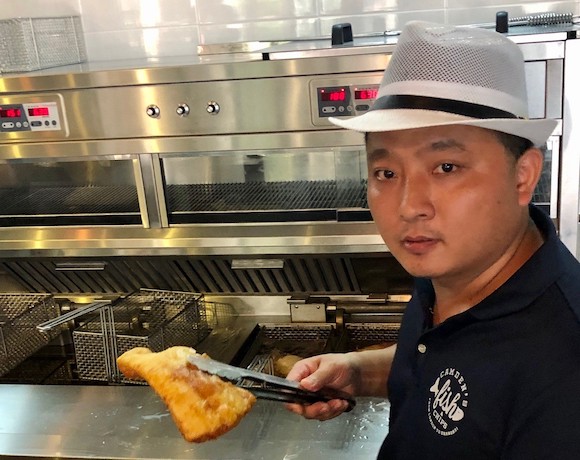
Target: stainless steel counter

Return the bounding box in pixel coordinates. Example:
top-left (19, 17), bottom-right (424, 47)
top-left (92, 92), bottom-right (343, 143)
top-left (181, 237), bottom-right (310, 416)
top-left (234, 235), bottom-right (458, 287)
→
top-left (0, 384), bottom-right (390, 459)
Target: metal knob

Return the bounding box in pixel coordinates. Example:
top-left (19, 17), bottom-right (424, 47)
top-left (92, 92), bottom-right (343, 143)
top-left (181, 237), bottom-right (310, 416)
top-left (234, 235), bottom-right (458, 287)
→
top-left (176, 103), bottom-right (190, 117)
top-left (146, 104), bottom-right (160, 118)
top-left (206, 101), bottom-right (220, 115)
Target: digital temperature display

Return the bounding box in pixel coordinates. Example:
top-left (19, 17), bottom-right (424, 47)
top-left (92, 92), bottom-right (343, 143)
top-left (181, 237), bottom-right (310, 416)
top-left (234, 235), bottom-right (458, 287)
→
top-left (0, 108), bottom-right (22, 118)
top-left (28, 107), bottom-right (50, 117)
top-left (354, 89), bottom-right (379, 100)
top-left (320, 88), bottom-right (347, 102)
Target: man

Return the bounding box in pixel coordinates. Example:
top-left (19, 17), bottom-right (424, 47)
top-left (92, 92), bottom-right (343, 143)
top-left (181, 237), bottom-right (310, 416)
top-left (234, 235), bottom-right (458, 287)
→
top-left (286, 21), bottom-right (580, 459)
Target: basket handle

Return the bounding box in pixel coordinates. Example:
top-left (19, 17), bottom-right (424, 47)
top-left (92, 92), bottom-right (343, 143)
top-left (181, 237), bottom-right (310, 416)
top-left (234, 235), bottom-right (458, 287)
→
top-left (37, 300), bottom-right (121, 383)
top-left (36, 300), bottom-right (111, 331)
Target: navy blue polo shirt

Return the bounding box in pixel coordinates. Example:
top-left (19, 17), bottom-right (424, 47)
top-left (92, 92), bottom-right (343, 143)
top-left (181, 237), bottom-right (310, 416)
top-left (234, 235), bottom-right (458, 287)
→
top-left (378, 205), bottom-right (580, 459)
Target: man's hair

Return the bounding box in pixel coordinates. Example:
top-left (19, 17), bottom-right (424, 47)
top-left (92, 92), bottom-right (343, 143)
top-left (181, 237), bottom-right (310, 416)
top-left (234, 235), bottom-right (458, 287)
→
top-left (363, 131), bottom-right (535, 161)
top-left (492, 131), bottom-right (534, 161)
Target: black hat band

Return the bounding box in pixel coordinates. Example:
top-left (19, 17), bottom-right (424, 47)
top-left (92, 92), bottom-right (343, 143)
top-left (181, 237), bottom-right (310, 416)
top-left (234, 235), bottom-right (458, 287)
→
top-left (371, 94), bottom-right (524, 120)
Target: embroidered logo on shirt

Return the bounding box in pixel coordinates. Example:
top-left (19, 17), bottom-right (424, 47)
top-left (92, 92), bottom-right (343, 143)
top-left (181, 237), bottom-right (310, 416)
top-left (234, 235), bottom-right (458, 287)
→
top-left (428, 368), bottom-right (469, 436)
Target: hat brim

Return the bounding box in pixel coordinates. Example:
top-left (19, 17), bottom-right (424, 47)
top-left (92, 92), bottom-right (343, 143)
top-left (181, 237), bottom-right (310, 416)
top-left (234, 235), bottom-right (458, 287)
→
top-left (329, 109), bottom-right (557, 146)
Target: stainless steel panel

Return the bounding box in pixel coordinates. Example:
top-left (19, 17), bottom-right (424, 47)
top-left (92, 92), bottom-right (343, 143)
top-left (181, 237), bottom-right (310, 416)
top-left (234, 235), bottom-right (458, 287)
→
top-left (560, 38), bottom-right (580, 256)
top-left (0, 33), bottom-right (574, 260)
top-left (0, 385), bottom-right (390, 459)
top-left (0, 53), bottom-right (392, 93)
top-left (546, 59), bottom-right (564, 119)
top-left (518, 40), bottom-right (566, 60)
top-left (265, 32), bottom-right (569, 60)
top-left (134, 154), bottom-right (167, 228)
top-left (0, 130), bottom-right (365, 160)
top-left (525, 61), bottom-right (547, 119)
top-left (548, 136), bottom-right (561, 218)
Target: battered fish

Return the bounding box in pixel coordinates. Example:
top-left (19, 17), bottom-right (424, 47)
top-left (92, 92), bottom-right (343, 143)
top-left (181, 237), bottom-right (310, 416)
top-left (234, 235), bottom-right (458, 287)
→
top-left (117, 346), bottom-right (256, 442)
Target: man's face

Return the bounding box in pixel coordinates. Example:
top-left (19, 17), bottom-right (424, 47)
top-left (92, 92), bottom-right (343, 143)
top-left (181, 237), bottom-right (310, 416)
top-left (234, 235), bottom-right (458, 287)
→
top-left (366, 125), bottom-right (534, 285)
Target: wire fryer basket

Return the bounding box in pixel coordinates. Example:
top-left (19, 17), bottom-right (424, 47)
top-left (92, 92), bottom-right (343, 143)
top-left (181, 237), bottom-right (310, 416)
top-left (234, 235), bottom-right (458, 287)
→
top-left (0, 293), bottom-right (60, 376)
top-left (72, 289), bottom-right (208, 382)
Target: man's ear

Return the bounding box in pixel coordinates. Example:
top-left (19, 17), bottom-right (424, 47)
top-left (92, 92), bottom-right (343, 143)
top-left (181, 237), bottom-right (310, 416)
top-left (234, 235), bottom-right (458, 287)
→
top-left (515, 147), bottom-right (544, 206)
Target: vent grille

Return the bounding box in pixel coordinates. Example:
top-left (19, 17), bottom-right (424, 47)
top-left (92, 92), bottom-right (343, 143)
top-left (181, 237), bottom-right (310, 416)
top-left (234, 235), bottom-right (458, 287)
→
top-left (0, 256), bottom-right (362, 295)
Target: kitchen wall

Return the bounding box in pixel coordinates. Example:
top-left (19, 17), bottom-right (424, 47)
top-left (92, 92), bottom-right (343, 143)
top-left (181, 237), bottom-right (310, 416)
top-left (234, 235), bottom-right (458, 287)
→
top-left (0, 0), bottom-right (578, 61)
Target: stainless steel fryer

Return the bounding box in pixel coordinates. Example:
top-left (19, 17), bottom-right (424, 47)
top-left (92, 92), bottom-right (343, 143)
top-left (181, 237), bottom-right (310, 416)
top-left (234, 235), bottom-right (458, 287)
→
top-left (0, 27), bottom-right (577, 386)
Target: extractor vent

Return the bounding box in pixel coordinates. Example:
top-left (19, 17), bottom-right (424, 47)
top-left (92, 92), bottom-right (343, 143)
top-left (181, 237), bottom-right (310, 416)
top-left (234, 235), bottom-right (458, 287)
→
top-left (0, 256), bottom-right (364, 295)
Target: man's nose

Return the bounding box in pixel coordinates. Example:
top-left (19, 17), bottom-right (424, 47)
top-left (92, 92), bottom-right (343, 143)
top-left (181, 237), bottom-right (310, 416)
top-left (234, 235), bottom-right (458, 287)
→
top-left (399, 177), bottom-right (434, 221)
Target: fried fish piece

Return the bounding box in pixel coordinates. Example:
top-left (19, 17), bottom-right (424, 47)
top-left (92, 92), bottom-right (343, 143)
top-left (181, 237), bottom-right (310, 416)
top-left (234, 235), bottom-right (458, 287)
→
top-left (117, 346), bottom-right (256, 442)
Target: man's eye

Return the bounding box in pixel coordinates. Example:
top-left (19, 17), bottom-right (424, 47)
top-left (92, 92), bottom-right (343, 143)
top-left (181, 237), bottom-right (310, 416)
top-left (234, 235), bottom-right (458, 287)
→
top-left (375, 169), bottom-right (395, 180)
top-left (436, 163), bottom-right (457, 173)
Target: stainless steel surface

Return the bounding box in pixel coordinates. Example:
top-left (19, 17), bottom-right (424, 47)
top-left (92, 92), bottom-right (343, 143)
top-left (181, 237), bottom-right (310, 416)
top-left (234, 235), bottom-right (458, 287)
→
top-left (0, 75), bottom-right (356, 142)
top-left (0, 384), bottom-right (390, 459)
top-left (548, 136), bottom-right (561, 218)
top-left (0, 50), bottom-right (389, 258)
top-left (0, 129), bottom-right (365, 159)
top-left (261, 30), bottom-right (572, 60)
top-left (0, 44), bottom-right (561, 147)
top-left (560, 38), bottom-right (580, 257)
top-left (135, 154), bottom-right (168, 229)
top-left (0, 53), bottom-right (390, 94)
top-left (0, 224), bottom-right (384, 257)
top-left (0, 30), bottom-right (575, 269)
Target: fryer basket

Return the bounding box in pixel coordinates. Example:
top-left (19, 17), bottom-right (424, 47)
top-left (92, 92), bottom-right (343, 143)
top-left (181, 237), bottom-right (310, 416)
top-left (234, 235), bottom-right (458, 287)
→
top-left (72, 289), bottom-right (208, 382)
top-left (242, 323), bottom-right (336, 378)
top-left (0, 16), bottom-right (86, 73)
top-left (342, 323), bottom-right (399, 351)
top-left (0, 293), bottom-right (61, 376)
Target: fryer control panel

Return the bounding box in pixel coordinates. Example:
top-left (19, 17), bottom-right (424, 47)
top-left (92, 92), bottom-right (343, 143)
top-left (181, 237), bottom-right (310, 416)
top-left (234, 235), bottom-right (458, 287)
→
top-left (0, 95), bottom-right (68, 137)
top-left (310, 74), bottom-right (382, 126)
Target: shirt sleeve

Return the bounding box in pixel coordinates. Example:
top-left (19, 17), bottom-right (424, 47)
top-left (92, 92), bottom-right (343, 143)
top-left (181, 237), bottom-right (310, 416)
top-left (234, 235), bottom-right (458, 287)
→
top-left (501, 368), bottom-right (580, 459)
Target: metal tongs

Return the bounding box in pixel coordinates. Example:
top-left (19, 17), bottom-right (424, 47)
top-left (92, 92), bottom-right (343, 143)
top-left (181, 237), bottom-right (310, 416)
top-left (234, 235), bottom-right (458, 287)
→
top-left (188, 355), bottom-right (356, 412)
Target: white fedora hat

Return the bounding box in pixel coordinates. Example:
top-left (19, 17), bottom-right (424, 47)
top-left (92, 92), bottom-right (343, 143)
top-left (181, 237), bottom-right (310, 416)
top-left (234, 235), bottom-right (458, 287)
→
top-left (330, 21), bottom-right (557, 146)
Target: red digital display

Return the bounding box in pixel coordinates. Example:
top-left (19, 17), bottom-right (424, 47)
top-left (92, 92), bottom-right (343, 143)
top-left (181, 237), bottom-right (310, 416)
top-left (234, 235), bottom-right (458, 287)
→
top-left (0, 108), bottom-right (22, 118)
top-left (320, 88), bottom-right (347, 102)
top-left (355, 88), bottom-right (379, 100)
top-left (28, 107), bottom-right (50, 117)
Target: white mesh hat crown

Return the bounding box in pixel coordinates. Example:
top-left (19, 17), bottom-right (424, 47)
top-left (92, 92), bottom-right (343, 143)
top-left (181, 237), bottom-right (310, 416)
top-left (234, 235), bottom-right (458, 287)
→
top-left (330, 21), bottom-right (557, 146)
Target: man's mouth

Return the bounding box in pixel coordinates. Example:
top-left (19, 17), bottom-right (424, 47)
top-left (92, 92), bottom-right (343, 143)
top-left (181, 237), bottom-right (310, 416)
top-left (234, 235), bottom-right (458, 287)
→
top-left (401, 236), bottom-right (439, 253)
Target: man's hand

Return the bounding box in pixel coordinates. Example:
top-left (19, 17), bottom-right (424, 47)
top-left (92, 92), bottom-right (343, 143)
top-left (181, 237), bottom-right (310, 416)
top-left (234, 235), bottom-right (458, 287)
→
top-left (285, 345), bottom-right (396, 421)
top-left (285, 353), bottom-right (358, 421)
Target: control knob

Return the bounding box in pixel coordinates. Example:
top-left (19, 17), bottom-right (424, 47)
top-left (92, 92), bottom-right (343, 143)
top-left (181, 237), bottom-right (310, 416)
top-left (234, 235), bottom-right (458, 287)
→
top-left (176, 103), bottom-right (190, 117)
top-left (206, 101), bottom-right (220, 115)
top-left (146, 104), bottom-right (160, 118)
